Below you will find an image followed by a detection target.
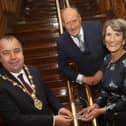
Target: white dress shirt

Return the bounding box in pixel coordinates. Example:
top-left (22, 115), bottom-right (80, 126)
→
top-left (11, 69), bottom-right (32, 87)
top-left (71, 26), bottom-right (84, 48)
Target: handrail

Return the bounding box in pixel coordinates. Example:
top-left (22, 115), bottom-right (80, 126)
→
top-left (55, 1), bottom-right (79, 126)
top-left (55, 0), bottom-right (63, 34)
top-left (65, 0), bottom-right (70, 7)
top-left (67, 81), bottom-right (79, 126)
top-left (85, 85), bottom-right (97, 126)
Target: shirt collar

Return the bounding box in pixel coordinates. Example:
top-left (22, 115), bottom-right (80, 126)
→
top-left (71, 26), bottom-right (84, 40)
top-left (10, 69), bottom-right (24, 77)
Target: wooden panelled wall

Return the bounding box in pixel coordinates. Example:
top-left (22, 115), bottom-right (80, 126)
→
top-left (97, 0), bottom-right (126, 19)
top-left (0, 12), bottom-right (7, 37)
top-left (0, 0), bottom-right (126, 37)
top-left (0, 0), bottom-right (22, 37)
top-left (0, 1), bottom-right (22, 125)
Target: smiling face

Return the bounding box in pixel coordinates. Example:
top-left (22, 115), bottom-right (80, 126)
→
top-left (62, 8), bottom-right (82, 37)
top-left (105, 26), bottom-right (125, 54)
top-left (0, 37), bottom-right (24, 73)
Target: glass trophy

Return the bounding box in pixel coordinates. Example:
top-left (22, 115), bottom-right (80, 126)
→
top-left (72, 114), bottom-right (86, 120)
top-left (73, 96), bottom-right (87, 121)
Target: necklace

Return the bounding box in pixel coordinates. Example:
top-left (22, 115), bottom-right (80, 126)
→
top-left (0, 65), bottom-right (43, 110)
top-left (111, 50), bottom-right (126, 63)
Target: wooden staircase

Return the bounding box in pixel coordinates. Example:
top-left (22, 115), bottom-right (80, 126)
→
top-left (0, 0), bottom-right (115, 126)
top-left (11, 0), bottom-right (70, 107)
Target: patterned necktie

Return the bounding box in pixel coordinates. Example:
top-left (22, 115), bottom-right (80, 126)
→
top-left (76, 34), bottom-right (85, 52)
top-left (18, 73), bottom-right (33, 93)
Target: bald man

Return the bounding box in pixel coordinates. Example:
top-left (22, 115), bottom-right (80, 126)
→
top-left (57, 7), bottom-right (106, 107)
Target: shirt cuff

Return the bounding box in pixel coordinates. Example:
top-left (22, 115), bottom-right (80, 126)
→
top-left (53, 116), bottom-right (55, 126)
top-left (76, 74), bottom-right (84, 85)
top-left (58, 107), bottom-right (64, 114)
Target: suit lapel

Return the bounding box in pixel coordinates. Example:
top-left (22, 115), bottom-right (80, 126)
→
top-left (66, 33), bottom-right (84, 52)
top-left (0, 67), bottom-right (31, 93)
top-left (0, 66), bottom-right (42, 109)
top-left (0, 67), bottom-right (21, 84)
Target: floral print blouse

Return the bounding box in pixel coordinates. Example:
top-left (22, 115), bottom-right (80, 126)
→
top-left (96, 53), bottom-right (126, 114)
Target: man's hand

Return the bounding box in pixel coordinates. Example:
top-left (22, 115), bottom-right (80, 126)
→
top-left (82, 76), bottom-right (94, 85)
top-left (82, 70), bottom-right (103, 85)
top-left (58, 107), bottom-right (72, 117)
top-left (55, 115), bottom-right (72, 126)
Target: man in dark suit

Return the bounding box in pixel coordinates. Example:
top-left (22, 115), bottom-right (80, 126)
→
top-left (57, 7), bottom-right (105, 107)
top-left (0, 35), bottom-right (72, 126)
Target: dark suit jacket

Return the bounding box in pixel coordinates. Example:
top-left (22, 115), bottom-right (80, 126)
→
top-left (0, 66), bottom-right (63, 126)
top-left (57, 21), bottom-right (105, 103)
top-left (57, 21), bottom-right (104, 81)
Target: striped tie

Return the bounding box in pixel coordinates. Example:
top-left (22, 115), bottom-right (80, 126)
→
top-left (77, 34), bottom-right (85, 52)
top-left (18, 73), bottom-right (33, 93)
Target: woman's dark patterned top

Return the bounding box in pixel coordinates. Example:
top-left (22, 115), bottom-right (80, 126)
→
top-left (96, 53), bottom-right (126, 114)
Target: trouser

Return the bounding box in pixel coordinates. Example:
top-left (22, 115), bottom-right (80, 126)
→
top-left (78, 83), bottom-right (101, 108)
